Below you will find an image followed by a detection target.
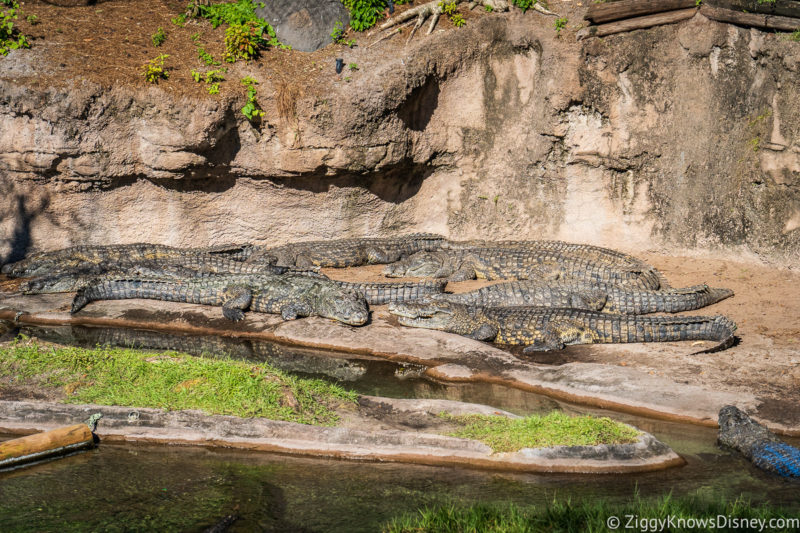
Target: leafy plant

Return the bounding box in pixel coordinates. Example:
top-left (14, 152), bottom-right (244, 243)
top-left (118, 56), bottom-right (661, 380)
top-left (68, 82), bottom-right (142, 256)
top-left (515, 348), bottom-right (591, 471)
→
top-left (554, 16), bottom-right (567, 34)
top-left (224, 20), bottom-right (264, 62)
top-left (331, 20), bottom-right (346, 43)
top-left (141, 54), bottom-right (170, 83)
top-left (171, 13), bottom-right (186, 26)
top-left (240, 76), bottom-right (265, 121)
top-left (484, 4), bottom-right (493, 11)
top-left (791, 29), bottom-right (800, 42)
top-left (151, 26), bottom-right (166, 47)
top-left (450, 12), bottom-right (465, 27)
top-left (192, 68), bottom-right (226, 94)
top-left (348, 62), bottom-right (358, 70)
top-left (342, 0), bottom-right (387, 32)
top-left (439, 1), bottom-right (465, 27)
top-left (512, 0), bottom-right (545, 12)
top-left (25, 13), bottom-right (37, 25)
top-left (197, 46), bottom-right (220, 65)
top-left (0, 0), bottom-right (29, 56)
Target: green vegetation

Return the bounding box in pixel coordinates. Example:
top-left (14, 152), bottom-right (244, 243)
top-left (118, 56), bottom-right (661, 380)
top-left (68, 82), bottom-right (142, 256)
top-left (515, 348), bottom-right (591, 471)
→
top-left (442, 411), bottom-right (640, 452)
top-left (384, 494), bottom-right (800, 532)
top-left (190, 0), bottom-right (286, 62)
top-left (0, 0), bottom-right (29, 56)
top-left (512, 0), bottom-right (545, 13)
top-left (789, 29), bottom-right (800, 42)
top-left (151, 26), bottom-right (166, 47)
top-left (25, 13), bottom-right (37, 25)
top-left (348, 62), bottom-right (359, 71)
top-left (331, 20), bottom-right (357, 47)
top-left (554, 16), bottom-right (568, 34)
top-left (241, 75), bottom-right (265, 120)
top-left (747, 108), bottom-right (772, 153)
top-left (0, 338), bottom-right (356, 425)
top-left (757, 0), bottom-right (777, 4)
top-left (141, 54), bottom-right (170, 83)
top-left (191, 68), bottom-right (226, 94)
top-left (439, 1), bottom-right (465, 28)
top-left (197, 46), bottom-right (220, 66)
top-left (171, 13), bottom-right (186, 27)
top-left (342, 0), bottom-right (387, 32)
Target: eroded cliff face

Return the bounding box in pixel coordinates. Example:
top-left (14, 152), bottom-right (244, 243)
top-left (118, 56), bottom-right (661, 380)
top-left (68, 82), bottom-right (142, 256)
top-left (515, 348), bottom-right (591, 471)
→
top-left (1, 12), bottom-right (799, 263)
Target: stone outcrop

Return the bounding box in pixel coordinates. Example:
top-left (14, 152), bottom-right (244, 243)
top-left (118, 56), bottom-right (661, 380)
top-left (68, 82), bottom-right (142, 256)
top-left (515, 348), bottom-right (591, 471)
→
top-left (1, 12), bottom-right (799, 263)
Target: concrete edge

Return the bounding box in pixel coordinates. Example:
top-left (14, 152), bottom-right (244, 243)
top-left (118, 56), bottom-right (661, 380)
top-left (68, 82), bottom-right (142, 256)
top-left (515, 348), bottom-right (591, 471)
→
top-left (0, 400), bottom-right (684, 474)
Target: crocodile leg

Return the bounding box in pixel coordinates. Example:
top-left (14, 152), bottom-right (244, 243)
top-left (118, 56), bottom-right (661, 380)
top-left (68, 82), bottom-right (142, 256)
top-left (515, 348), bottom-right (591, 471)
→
top-left (465, 323), bottom-right (499, 341)
top-left (522, 319), bottom-right (596, 353)
top-left (280, 302), bottom-right (314, 320)
top-left (221, 285), bottom-right (252, 322)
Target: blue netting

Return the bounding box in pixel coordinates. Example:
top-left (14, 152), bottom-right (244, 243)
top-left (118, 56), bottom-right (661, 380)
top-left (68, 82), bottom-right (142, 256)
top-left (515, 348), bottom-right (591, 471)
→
top-left (752, 441), bottom-right (800, 478)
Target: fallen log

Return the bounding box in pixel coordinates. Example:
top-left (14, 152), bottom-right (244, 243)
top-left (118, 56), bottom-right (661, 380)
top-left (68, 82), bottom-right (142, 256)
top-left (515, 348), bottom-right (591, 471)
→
top-left (578, 8), bottom-right (698, 40)
top-left (585, 0), bottom-right (697, 24)
top-left (701, 4), bottom-right (800, 31)
top-left (0, 423), bottom-right (94, 469)
top-left (706, 0), bottom-right (800, 19)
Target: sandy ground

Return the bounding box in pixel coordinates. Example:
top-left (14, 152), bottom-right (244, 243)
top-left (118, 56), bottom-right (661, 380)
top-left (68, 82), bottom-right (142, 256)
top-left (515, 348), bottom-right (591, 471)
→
top-left (321, 253), bottom-right (800, 418)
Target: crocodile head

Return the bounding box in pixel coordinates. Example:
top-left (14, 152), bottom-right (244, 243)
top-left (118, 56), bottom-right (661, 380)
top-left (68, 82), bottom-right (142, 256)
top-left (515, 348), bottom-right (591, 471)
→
top-left (383, 252), bottom-right (453, 278)
top-left (388, 300), bottom-right (498, 340)
top-left (318, 291), bottom-right (369, 326)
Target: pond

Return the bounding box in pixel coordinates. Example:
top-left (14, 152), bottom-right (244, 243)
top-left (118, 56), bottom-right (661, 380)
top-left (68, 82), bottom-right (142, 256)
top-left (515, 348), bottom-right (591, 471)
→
top-left (1, 325), bottom-right (799, 532)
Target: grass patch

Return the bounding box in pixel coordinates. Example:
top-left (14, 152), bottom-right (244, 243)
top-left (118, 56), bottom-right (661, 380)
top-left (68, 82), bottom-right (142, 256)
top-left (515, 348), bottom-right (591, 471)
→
top-left (442, 411), bottom-right (640, 452)
top-left (383, 493), bottom-right (800, 532)
top-left (0, 338), bottom-right (357, 425)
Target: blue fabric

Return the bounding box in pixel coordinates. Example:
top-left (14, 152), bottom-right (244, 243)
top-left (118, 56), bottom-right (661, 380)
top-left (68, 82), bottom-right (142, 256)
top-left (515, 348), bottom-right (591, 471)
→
top-left (752, 441), bottom-right (800, 478)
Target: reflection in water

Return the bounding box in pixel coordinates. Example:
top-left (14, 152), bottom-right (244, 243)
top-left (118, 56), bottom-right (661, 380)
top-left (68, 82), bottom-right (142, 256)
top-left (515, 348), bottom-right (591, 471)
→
top-left (2, 325), bottom-right (800, 531)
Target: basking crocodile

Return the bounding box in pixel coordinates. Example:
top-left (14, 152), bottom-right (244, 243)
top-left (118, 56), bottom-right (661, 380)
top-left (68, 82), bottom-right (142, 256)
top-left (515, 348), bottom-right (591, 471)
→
top-left (1, 243), bottom-right (252, 278)
top-left (245, 233), bottom-right (448, 267)
top-left (388, 300), bottom-right (737, 353)
top-left (71, 274), bottom-right (369, 325)
top-left (430, 281), bottom-right (733, 314)
top-left (718, 405), bottom-right (800, 478)
top-left (384, 249), bottom-right (666, 290)
top-left (22, 265), bottom-right (446, 305)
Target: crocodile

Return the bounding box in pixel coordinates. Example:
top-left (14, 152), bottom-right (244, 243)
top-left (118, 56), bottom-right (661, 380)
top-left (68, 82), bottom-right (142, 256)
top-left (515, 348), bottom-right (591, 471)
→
top-left (718, 405), bottom-right (800, 478)
top-left (244, 233), bottom-right (448, 267)
top-left (71, 274), bottom-right (369, 325)
top-left (430, 281), bottom-right (733, 314)
top-left (1, 243), bottom-right (253, 278)
top-left (388, 300), bottom-right (737, 353)
top-left (383, 249), bottom-right (666, 290)
top-left (21, 264), bottom-right (446, 305)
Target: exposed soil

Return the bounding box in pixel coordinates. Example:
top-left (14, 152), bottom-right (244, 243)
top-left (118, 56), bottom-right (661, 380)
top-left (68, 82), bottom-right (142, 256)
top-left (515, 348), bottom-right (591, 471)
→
top-left (322, 254), bottom-right (800, 415)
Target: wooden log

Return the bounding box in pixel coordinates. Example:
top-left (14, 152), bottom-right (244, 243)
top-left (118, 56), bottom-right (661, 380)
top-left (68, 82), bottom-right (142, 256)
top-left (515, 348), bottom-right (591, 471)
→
top-left (0, 424), bottom-right (94, 469)
top-left (706, 0), bottom-right (800, 19)
top-left (585, 0), bottom-right (697, 24)
top-left (701, 4), bottom-right (800, 31)
top-left (578, 8), bottom-right (698, 40)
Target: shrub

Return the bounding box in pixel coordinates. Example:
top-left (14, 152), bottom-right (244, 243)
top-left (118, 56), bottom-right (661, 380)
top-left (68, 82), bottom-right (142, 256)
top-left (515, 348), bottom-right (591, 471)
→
top-left (141, 54), bottom-right (170, 83)
top-left (151, 26), bottom-right (166, 47)
top-left (342, 0), bottom-right (386, 32)
top-left (240, 76), bottom-right (265, 121)
top-left (0, 0), bottom-right (29, 56)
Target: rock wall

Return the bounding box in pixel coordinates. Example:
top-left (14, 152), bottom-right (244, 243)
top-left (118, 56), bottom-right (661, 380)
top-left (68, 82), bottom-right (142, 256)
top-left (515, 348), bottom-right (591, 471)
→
top-left (1, 12), bottom-right (799, 264)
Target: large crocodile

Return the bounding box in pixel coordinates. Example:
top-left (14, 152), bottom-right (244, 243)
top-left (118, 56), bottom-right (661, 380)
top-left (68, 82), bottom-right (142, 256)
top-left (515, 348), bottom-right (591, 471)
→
top-left (244, 233), bottom-right (448, 267)
top-left (718, 405), bottom-right (800, 478)
top-left (384, 249), bottom-right (666, 290)
top-left (1, 243), bottom-right (252, 278)
top-left (22, 265), bottom-right (446, 305)
top-left (71, 274), bottom-right (369, 325)
top-left (430, 280), bottom-right (733, 314)
top-left (388, 300), bottom-right (737, 353)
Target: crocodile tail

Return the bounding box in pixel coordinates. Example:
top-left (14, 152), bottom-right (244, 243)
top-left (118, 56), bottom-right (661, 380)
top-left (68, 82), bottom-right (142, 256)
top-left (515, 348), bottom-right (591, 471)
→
top-left (751, 441), bottom-right (800, 478)
top-left (693, 315), bottom-right (737, 354)
top-left (71, 286), bottom-right (92, 314)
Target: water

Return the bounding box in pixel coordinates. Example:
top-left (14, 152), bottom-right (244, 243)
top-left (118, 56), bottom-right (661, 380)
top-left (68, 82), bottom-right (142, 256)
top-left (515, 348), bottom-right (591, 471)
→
top-left (1, 324), bottom-right (799, 532)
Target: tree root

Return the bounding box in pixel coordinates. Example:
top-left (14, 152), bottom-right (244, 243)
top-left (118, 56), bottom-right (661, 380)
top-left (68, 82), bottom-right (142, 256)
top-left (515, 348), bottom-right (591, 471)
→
top-left (375, 0), bottom-right (556, 45)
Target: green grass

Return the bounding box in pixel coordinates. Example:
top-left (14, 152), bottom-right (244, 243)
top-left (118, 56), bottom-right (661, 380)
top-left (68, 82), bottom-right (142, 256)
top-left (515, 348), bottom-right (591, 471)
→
top-left (0, 338), bottom-right (357, 425)
top-left (383, 493), bottom-right (800, 532)
top-left (442, 411), bottom-right (640, 452)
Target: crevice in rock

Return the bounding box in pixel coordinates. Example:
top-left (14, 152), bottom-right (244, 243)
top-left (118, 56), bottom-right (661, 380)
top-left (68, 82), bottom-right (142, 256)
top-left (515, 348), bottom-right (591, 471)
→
top-left (397, 75), bottom-right (440, 132)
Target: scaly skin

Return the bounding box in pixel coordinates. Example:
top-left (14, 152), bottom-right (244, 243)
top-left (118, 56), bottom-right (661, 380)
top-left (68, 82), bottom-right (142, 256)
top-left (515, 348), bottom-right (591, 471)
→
top-left (1, 243), bottom-right (252, 278)
top-left (244, 233), bottom-right (448, 267)
top-left (19, 257), bottom-right (289, 294)
top-left (71, 274), bottom-right (369, 325)
top-left (23, 264), bottom-right (446, 305)
top-left (384, 249), bottom-right (666, 290)
top-left (388, 300), bottom-right (737, 353)
top-left (718, 405), bottom-right (800, 478)
top-left (431, 281), bottom-right (734, 314)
